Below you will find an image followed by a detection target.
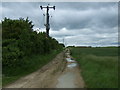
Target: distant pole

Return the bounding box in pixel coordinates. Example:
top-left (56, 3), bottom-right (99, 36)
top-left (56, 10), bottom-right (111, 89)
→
top-left (40, 4), bottom-right (55, 37)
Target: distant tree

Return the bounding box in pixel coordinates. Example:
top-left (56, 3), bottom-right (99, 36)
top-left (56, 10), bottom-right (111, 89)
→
top-left (59, 43), bottom-right (65, 47)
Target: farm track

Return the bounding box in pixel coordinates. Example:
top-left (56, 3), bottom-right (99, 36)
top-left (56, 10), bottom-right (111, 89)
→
top-left (4, 49), bottom-right (85, 88)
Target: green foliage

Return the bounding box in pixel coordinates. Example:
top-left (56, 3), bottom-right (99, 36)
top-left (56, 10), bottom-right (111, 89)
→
top-left (2, 17), bottom-right (33, 40)
top-left (71, 47), bottom-right (118, 88)
top-left (71, 47), bottom-right (118, 56)
top-left (2, 17), bottom-right (64, 80)
top-left (59, 43), bottom-right (65, 48)
top-left (3, 49), bottom-right (62, 86)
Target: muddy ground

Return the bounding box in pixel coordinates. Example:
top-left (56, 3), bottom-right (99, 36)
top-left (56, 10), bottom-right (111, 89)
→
top-left (4, 49), bottom-right (85, 88)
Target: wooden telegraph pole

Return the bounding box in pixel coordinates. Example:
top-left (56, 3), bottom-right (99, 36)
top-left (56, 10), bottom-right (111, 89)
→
top-left (40, 4), bottom-right (55, 37)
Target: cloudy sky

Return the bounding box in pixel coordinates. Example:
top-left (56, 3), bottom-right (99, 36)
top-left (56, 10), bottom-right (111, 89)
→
top-left (1, 2), bottom-right (118, 46)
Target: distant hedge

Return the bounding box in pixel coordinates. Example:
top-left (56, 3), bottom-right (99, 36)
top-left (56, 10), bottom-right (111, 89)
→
top-left (2, 17), bottom-right (64, 68)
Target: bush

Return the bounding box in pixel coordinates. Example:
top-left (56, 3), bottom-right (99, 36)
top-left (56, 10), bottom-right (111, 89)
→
top-left (2, 17), bottom-right (64, 75)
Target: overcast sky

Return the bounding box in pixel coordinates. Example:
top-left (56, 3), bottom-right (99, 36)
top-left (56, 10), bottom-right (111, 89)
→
top-left (1, 2), bottom-right (118, 47)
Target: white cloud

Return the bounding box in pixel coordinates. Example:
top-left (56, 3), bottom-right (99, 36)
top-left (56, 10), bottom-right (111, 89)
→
top-left (49, 26), bottom-right (118, 46)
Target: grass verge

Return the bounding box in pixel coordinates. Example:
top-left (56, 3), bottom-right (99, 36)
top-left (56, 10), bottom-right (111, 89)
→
top-left (3, 49), bottom-right (62, 86)
top-left (70, 47), bottom-right (118, 88)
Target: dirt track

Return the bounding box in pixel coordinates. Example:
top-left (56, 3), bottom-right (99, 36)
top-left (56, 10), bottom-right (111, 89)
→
top-left (4, 49), bottom-right (85, 88)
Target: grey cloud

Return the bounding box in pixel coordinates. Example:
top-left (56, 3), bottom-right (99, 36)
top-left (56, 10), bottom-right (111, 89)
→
top-left (1, 2), bottom-right (118, 46)
top-left (2, 2), bottom-right (117, 30)
top-left (51, 4), bottom-right (117, 30)
top-left (50, 2), bottom-right (117, 11)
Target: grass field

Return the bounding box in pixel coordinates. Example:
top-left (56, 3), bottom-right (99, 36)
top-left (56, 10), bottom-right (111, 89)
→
top-left (3, 49), bottom-right (62, 86)
top-left (70, 47), bottom-right (118, 88)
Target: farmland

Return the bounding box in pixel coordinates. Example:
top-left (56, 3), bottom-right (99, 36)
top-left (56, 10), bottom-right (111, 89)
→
top-left (70, 47), bottom-right (118, 88)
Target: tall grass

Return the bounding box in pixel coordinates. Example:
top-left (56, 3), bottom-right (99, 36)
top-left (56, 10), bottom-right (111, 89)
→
top-left (71, 47), bottom-right (118, 88)
top-left (3, 49), bottom-right (62, 86)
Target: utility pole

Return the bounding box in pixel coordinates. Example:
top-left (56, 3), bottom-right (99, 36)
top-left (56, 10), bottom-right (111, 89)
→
top-left (63, 38), bottom-right (64, 45)
top-left (40, 4), bottom-right (55, 37)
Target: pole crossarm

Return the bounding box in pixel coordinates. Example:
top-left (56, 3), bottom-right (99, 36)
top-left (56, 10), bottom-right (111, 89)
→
top-left (40, 6), bottom-right (55, 10)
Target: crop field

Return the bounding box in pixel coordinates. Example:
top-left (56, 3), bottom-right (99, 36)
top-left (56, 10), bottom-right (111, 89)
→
top-left (70, 47), bottom-right (118, 88)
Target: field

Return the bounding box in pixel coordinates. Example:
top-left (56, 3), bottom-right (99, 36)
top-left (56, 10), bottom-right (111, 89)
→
top-left (70, 47), bottom-right (118, 88)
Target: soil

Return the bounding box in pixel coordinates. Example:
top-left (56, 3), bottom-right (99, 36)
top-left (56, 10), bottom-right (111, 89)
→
top-left (4, 49), bottom-right (85, 88)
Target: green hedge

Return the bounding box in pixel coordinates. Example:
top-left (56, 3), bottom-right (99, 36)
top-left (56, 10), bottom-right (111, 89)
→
top-left (2, 17), bottom-right (64, 75)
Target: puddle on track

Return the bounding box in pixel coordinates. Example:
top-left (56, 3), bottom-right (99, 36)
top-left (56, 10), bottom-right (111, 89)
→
top-left (66, 58), bottom-right (76, 63)
top-left (56, 72), bottom-right (77, 88)
top-left (66, 58), bottom-right (77, 68)
top-left (56, 57), bottom-right (80, 88)
top-left (67, 63), bottom-right (77, 68)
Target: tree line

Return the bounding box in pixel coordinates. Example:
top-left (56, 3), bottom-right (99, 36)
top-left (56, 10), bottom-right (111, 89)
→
top-left (2, 17), bottom-right (64, 69)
